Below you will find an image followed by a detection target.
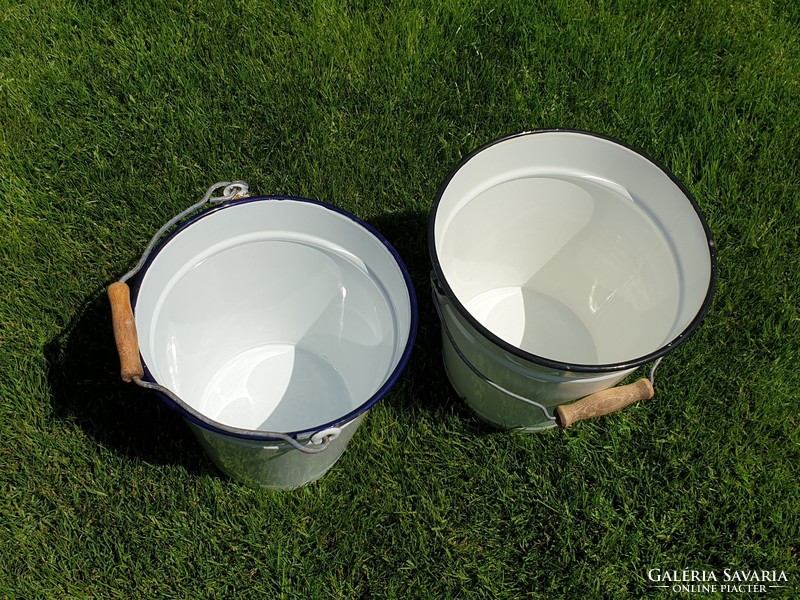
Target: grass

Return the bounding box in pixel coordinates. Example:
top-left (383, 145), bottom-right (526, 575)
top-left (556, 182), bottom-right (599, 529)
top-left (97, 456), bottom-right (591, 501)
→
top-left (1, 0), bottom-right (798, 597)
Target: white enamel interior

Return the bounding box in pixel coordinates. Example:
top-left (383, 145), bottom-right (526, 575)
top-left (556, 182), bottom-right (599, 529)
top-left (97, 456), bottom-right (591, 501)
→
top-left (134, 199), bottom-right (412, 433)
top-left (434, 132), bottom-right (713, 365)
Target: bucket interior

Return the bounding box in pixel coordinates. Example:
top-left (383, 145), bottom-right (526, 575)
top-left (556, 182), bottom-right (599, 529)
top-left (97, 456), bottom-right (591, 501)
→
top-left (134, 199), bottom-right (414, 434)
top-left (433, 132), bottom-right (714, 366)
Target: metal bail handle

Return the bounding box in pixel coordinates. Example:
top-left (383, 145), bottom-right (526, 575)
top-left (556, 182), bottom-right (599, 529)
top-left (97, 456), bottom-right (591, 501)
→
top-left (119, 181), bottom-right (249, 284)
top-left (111, 182), bottom-right (251, 383)
top-left (108, 182), bottom-right (341, 455)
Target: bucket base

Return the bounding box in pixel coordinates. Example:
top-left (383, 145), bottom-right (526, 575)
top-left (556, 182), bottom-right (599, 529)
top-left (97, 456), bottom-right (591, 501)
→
top-left (465, 286), bottom-right (599, 365)
top-left (466, 402), bottom-right (558, 433)
top-left (198, 343), bottom-right (352, 434)
top-left (509, 422), bottom-right (558, 433)
top-left (189, 413), bottom-right (365, 489)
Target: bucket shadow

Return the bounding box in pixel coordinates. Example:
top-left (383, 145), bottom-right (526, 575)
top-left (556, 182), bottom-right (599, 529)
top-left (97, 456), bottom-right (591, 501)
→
top-left (46, 287), bottom-right (212, 474)
top-left (47, 209), bottom-right (488, 466)
top-left (367, 210), bottom-right (484, 430)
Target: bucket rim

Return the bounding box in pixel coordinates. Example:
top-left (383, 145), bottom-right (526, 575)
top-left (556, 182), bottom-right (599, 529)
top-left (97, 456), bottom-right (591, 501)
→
top-left (129, 194), bottom-right (419, 441)
top-left (428, 128), bottom-right (718, 373)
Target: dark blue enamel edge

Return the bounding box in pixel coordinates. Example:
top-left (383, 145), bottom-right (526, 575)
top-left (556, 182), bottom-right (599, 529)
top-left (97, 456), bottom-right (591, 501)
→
top-left (428, 128), bottom-right (718, 373)
top-left (128, 195), bottom-right (419, 442)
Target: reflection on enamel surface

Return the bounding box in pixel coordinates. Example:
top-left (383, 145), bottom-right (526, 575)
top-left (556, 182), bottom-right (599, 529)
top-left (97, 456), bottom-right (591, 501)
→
top-left (439, 175), bottom-right (681, 364)
top-left (148, 239), bottom-right (396, 431)
top-left (134, 200), bottom-right (414, 435)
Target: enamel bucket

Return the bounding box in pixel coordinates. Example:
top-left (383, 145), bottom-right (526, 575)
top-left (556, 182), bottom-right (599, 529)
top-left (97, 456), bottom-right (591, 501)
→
top-left (110, 185), bottom-right (417, 488)
top-left (429, 130), bottom-right (716, 430)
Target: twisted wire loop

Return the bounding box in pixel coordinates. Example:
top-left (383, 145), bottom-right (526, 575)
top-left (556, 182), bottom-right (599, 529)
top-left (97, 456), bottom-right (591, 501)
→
top-left (120, 181), bottom-right (338, 455)
top-left (119, 181), bottom-right (250, 284)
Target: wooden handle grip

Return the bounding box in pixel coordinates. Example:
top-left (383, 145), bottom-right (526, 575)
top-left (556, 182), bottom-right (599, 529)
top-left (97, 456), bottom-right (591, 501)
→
top-left (108, 282), bottom-right (144, 383)
top-left (555, 378), bottom-right (654, 428)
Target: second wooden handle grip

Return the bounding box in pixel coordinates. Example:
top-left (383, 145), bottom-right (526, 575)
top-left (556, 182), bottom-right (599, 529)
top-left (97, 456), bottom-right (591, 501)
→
top-left (555, 378), bottom-right (654, 428)
top-left (108, 282), bottom-right (144, 383)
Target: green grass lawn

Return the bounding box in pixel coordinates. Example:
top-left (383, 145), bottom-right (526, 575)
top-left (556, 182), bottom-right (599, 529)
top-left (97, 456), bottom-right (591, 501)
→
top-left (1, 0), bottom-right (798, 597)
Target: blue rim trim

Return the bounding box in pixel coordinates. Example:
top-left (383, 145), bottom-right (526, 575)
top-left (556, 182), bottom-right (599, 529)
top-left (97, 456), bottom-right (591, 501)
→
top-left (128, 195), bottom-right (418, 442)
top-left (428, 129), bottom-right (718, 373)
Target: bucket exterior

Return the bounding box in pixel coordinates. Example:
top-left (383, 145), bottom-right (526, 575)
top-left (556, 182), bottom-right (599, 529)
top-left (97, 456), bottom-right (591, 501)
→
top-left (188, 415), bottom-right (365, 489)
top-left (429, 130), bottom-right (716, 429)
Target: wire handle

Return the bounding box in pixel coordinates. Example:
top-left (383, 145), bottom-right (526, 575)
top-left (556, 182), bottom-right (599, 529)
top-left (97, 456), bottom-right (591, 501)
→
top-left (430, 276), bottom-right (560, 423)
top-left (134, 377), bottom-right (339, 454)
top-left (431, 274), bottom-right (662, 429)
top-left (119, 181), bottom-right (249, 283)
top-left (109, 182), bottom-right (339, 454)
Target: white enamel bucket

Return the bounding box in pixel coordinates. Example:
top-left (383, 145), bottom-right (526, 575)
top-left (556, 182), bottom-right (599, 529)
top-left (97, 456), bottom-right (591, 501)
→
top-left (429, 131), bottom-right (716, 430)
top-left (110, 183), bottom-right (417, 488)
